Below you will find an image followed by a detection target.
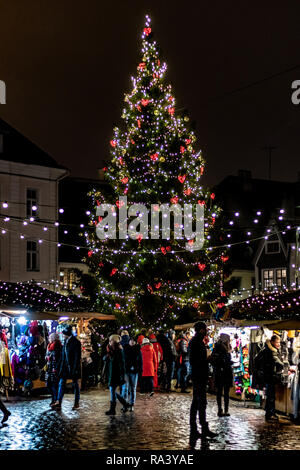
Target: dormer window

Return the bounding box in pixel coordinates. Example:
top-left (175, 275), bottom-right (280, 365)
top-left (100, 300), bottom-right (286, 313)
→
top-left (265, 241), bottom-right (280, 254)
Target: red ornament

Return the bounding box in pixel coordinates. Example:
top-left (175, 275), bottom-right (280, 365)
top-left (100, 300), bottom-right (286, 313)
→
top-left (115, 303), bottom-right (121, 309)
top-left (168, 107), bottom-right (175, 115)
top-left (137, 119), bottom-right (141, 128)
top-left (121, 177), bottom-right (128, 184)
top-left (131, 139), bottom-right (135, 145)
top-left (110, 140), bottom-right (117, 147)
top-left (188, 239), bottom-right (194, 246)
top-left (110, 268), bottom-right (118, 276)
top-left (210, 193), bottom-right (215, 200)
top-left (136, 234), bottom-right (143, 244)
top-left (193, 302), bottom-right (199, 308)
top-left (153, 72), bottom-right (159, 79)
top-left (88, 250), bottom-right (93, 258)
top-left (98, 216), bottom-right (103, 222)
top-left (200, 166), bottom-right (204, 175)
top-left (144, 27), bottom-right (151, 36)
top-left (197, 200), bottom-right (205, 206)
top-left (185, 139), bottom-right (191, 145)
top-left (212, 217), bottom-right (215, 225)
top-left (221, 255), bottom-right (229, 263)
top-left (147, 284), bottom-right (154, 294)
top-left (102, 166), bottom-right (108, 172)
top-left (180, 146), bottom-right (185, 154)
top-left (138, 62), bottom-right (146, 71)
top-left (119, 157), bottom-right (124, 166)
top-left (157, 60), bottom-right (161, 66)
top-left (150, 153), bottom-right (159, 161)
top-left (178, 175), bottom-right (186, 184)
top-left (141, 99), bottom-right (149, 106)
top-left (96, 200), bottom-right (100, 206)
top-left (123, 188), bottom-right (128, 195)
top-left (155, 282), bottom-right (162, 289)
top-left (166, 246), bottom-right (171, 252)
top-left (98, 262), bottom-right (104, 267)
top-left (137, 105), bottom-right (142, 112)
top-left (170, 196), bottom-right (178, 204)
top-left (198, 263), bottom-right (206, 271)
top-left (168, 96), bottom-right (173, 102)
top-left (161, 247), bottom-right (167, 255)
top-left (184, 189), bottom-right (192, 196)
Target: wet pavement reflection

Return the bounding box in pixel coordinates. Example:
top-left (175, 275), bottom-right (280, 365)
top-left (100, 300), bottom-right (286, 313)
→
top-left (0, 389), bottom-right (299, 450)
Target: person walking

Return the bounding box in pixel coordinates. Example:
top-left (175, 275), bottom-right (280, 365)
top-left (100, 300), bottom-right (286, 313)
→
top-left (45, 333), bottom-right (62, 407)
top-left (260, 334), bottom-right (284, 422)
top-left (140, 338), bottom-right (158, 396)
top-left (211, 333), bottom-right (233, 417)
top-left (178, 331), bottom-right (191, 393)
top-left (54, 325), bottom-right (82, 410)
top-left (123, 337), bottom-right (143, 411)
top-left (120, 330), bottom-right (130, 402)
top-left (157, 330), bottom-right (177, 392)
top-left (149, 333), bottom-right (163, 389)
top-left (0, 399), bottom-right (10, 424)
top-left (105, 334), bottom-right (129, 415)
top-left (189, 322), bottom-right (217, 445)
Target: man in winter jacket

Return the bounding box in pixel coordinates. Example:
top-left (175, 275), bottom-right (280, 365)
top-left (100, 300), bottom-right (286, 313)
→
top-left (122, 337), bottom-right (143, 410)
top-left (158, 330), bottom-right (177, 392)
top-left (178, 333), bottom-right (191, 393)
top-left (55, 325), bottom-right (82, 410)
top-left (189, 322), bottom-right (217, 445)
top-left (261, 334), bottom-right (284, 421)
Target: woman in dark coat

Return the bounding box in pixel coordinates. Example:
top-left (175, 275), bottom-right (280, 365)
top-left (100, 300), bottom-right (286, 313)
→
top-left (45, 333), bottom-right (62, 407)
top-left (211, 333), bottom-right (233, 417)
top-left (54, 325), bottom-right (82, 410)
top-left (105, 334), bottom-right (129, 415)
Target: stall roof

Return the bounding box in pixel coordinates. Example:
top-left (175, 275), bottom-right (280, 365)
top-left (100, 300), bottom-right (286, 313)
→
top-left (0, 309), bottom-right (115, 321)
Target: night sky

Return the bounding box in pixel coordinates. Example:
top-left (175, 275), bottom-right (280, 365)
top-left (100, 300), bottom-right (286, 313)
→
top-left (0, 0), bottom-right (300, 186)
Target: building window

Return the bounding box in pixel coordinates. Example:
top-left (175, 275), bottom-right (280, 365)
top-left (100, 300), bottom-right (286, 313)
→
top-left (26, 189), bottom-right (38, 217)
top-left (263, 269), bottom-right (274, 289)
top-left (276, 268), bottom-right (287, 288)
top-left (265, 241), bottom-right (280, 254)
top-left (59, 269), bottom-right (77, 291)
top-left (27, 240), bottom-right (39, 271)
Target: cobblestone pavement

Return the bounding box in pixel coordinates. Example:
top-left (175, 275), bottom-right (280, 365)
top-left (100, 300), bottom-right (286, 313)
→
top-left (0, 387), bottom-right (300, 450)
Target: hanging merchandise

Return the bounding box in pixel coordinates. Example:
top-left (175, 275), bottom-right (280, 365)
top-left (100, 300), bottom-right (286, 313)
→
top-left (0, 332), bottom-right (13, 394)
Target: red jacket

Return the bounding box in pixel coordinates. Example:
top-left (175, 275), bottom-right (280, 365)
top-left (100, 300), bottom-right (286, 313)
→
top-left (141, 344), bottom-right (158, 377)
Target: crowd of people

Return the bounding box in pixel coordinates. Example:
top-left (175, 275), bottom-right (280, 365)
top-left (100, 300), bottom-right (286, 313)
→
top-left (1, 321), bottom-right (298, 448)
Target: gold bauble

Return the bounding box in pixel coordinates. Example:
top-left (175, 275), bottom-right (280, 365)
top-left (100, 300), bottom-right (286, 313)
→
top-left (184, 116), bottom-right (189, 122)
top-left (159, 157), bottom-right (165, 162)
top-left (154, 110), bottom-right (159, 116)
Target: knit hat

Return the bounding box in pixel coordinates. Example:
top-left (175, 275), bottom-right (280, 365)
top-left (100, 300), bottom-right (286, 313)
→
top-left (142, 338), bottom-right (150, 345)
top-left (62, 325), bottom-right (73, 337)
top-left (194, 322), bottom-right (207, 333)
top-left (149, 333), bottom-right (156, 341)
top-left (220, 333), bottom-right (230, 343)
top-left (109, 334), bottom-right (121, 343)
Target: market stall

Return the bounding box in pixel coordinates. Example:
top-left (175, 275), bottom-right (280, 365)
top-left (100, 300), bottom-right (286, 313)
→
top-left (0, 308), bottom-right (115, 395)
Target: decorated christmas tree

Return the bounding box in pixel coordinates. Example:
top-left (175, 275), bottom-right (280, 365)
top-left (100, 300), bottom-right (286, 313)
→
top-left (85, 15), bottom-right (227, 329)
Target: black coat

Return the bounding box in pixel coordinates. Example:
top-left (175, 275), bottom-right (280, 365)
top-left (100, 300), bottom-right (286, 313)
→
top-left (107, 346), bottom-right (125, 387)
top-left (211, 341), bottom-right (233, 387)
top-left (188, 333), bottom-right (209, 384)
top-left (123, 344), bottom-right (143, 375)
top-left (58, 336), bottom-right (82, 380)
top-left (261, 340), bottom-right (284, 384)
top-left (179, 337), bottom-right (189, 363)
top-left (157, 334), bottom-right (177, 362)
